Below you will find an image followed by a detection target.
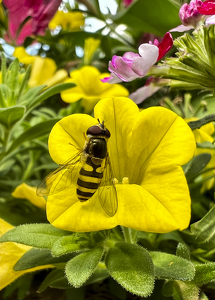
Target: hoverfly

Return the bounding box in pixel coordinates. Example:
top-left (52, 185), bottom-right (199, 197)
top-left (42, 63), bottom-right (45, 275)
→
top-left (37, 120), bottom-right (118, 217)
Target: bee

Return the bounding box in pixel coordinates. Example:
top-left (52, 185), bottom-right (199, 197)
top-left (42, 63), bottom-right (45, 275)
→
top-left (37, 120), bottom-right (118, 217)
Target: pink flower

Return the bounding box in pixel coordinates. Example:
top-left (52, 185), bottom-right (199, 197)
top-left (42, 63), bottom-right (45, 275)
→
top-left (101, 32), bottom-right (173, 84)
top-left (129, 77), bottom-right (161, 104)
top-left (123, 0), bottom-right (133, 7)
top-left (170, 0), bottom-right (203, 32)
top-left (3, 0), bottom-right (62, 45)
top-left (197, 0), bottom-right (215, 24)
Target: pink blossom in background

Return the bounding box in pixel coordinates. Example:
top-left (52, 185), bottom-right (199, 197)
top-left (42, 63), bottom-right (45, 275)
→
top-left (197, 0), bottom-right (215, 24)
top-left (170, 0), bottom-right (203, 32)
top-left (123, 0), bottom-right (133, 7)
top-left (3, 0), bottom-right (62, 45)
top-left (129, 77), bottom-right (161, 104)
top-left (101, 32), bottom-right (173, 84)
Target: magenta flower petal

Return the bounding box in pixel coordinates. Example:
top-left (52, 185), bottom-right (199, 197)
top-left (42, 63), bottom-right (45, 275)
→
top-left (179, 0), bottom-right (203, 26)
top-left (198, 0), bottom-right (215, 15)
top-left (157, 32), bottom-right (173, 61)
top-left (109, 57), bottom-right (140, 81)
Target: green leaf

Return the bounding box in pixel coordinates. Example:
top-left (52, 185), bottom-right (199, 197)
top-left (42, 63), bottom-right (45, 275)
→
top-left (197, 142), bottom-right (215, 149)
top-left (1, 52), bottom-right (7, 84)
top-left (194, 263), bottom-right (215, 285)
top-left (38, 269), bottom-right (66, 292)
top-left (105, 242), bottom-right (154, 297)
top-left (6, 58), bottom-right (19, 103)
top-left (0, 224), bottom-right (71, 249)
top-left (19, 85), bottom-right (46, 106)
top-left (85, 266), bottom-right (109, 285)
top-left (0, 84), bottom-right (11, 107)
top-left (17, 65), bottom-right (31, 102)
top-left (51, 235), bottom-right (88, 257)
top-left (188, 114), bottom-right (215, 130)
top-left (65, 247), bottom-right (104, 287)
top-left (184, 205), bottom-right (215, 250)
top-left (26, 82), bottom-right (76, 111)
top-left (113, 0), bottom-right (180, 36)
top-left (176, 243), bottom-right (190, 261)
top-left (14, 248), bottom-right (76, 271)
top-left (150, 252), bottom-right (195, 281)
top-left (185, 153), bottom-right (211, 182)
top-left (8, 118), bottom-right (60, 153)
top-left (173, 281), bottom-right (199, 300)
top-left (0, 105), bottom-right (26, 128)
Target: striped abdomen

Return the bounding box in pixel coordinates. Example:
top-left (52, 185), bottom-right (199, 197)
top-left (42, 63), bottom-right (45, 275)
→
top-left (77, 156), bottom-right (103, 202)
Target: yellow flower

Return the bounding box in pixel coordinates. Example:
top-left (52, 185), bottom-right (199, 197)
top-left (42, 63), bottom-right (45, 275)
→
top-left (12, 183), bottom-right (46, 209)
top-left (60, 66), bottom-right (129, 112)
top-left (49, 10), bottom-right (84, 31)
top-left (0, 219), bottom-right (53, 290)
top-left (13, 47), bottom-right (68, 88)
top-left (187, 118), bottom-right (215, 192)
top-left (46, 97), bottom-right (196, 233)
top-left (83, 38), bottom-right (101, 65)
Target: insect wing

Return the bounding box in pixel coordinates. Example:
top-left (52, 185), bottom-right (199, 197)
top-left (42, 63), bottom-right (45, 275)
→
top-left (37, 150), bottom-right (85, 196)
top-left (97, 153), bottom-right (118, 217)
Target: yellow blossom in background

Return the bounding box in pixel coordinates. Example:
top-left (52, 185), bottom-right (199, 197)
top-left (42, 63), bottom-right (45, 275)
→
top-left (12, 183), bottom-right (46, 209)
top-left (49, 10), bottom-right (84, 31)
top-left (83, 38), bottom-right (101, 65)
top-left (47, 97), bottom-right (195, 233)
top-left (187, 118), bottom-right (215, 192)
top-left (0, 219), bottom-right (53, 290)
top-left (61, 66), bottom-right (129, 112)
top-left (13, 47), bottom-right (68, 88)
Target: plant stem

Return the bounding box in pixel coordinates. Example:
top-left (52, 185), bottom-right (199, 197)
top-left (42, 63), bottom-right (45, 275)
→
top-left (122, 227), bottom-right (137, 244)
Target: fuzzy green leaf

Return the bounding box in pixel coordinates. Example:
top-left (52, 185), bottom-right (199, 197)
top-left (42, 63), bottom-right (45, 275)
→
top-left (0, 224), bottom-right (70, 249)
top-left (176, 243), bottom-right (190, 260)
top-left (65, 247), bottom-right (104, 287)
top-left (14, 248), bottom-right (76, 271)
top-left (51, 235), bottom-right (88, 257)
top-left (150, 252), bottom-right (195, 280)
top-left (173, 281), bottom-right (199, 300)
top-left (8, 118), bottom-right (60, 153)
top-left (105, 242), bottom-right (154, 297)
top-left (38, 269), bottom-right (66, 292)
top-left (194, 263), bottom-right (215, 285)
top-left (0, 105), bottom-right (25, 128)
top-left (19, 85), bottom-right (46, 106)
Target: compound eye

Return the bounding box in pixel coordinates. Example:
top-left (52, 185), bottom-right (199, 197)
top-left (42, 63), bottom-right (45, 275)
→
top-left (105, 128), bottom-right (111, 138)
top-left (87, 125), bottom-right (102, 136)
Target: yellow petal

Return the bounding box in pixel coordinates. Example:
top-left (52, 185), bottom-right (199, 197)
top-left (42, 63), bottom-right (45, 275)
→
top-left (43, 69), bottom-right (68, 87)
top-left (28, 57), bottom-right (57, 87)
top-left (48, 114), bottom-right (96, 164)
top-left (0, 219), bottom-right (53, 289)
top-left (49, 11), bottom-right (84, 30)
top-left (0, 219), bottom-right (14, 236)
top-left (13, 47), bottom-right (35, 64)
top-left (12, 183), bottom-right (46, 209)
top-left (60, 66), bottom-right (128, 108)
top-left (0, 242), bottom-right (53, 290)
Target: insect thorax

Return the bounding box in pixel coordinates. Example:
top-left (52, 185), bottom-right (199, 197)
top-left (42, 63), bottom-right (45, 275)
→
top-left (86, 137), bottom-right (107, 160)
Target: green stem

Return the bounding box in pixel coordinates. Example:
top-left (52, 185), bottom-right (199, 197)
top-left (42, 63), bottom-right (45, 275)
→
top-left (122, 227), bottom-right (137, 244)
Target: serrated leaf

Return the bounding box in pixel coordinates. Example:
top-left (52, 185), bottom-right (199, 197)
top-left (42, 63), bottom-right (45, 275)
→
top-left (0, 224), bottom-right (71, 249)
top-left (185, 153), bottom-right (211, 181)
top-left (176, 243), bottom-right (190, 260)
top-left (150, 251), bottom-right (195, 281)
top-left (113, 0), bottom-right (180, 36)
top-left (105, 242), bottom-right (154, 297)
top-left (66, 247), bottom-right (104, 287)
top-left (8, 118), bottom-right (60, 153)
top-left (0, 105), bottom-right (26, 128)
top-left (27, 82), bottom-right (76, 111)
top-left (14, 248), bottom-right (76, 271)
top-left (194, 263), bottom-right (215, 285)
top-left (173, 281), bottom-right (199, 300)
